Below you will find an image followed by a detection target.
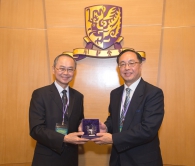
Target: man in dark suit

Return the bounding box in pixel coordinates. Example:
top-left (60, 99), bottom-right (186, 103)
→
top-left (29, 54), bottom-right (89, 166)
top-left (92, 49), bottom-right (164, 166)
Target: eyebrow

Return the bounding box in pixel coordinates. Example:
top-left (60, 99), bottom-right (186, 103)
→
top-left (58, 65), bottom-right (74, 68)
top-left (120, 59), bottom-right (136, 63)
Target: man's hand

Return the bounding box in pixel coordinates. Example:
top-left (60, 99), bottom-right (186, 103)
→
top-left (78, 122), bottom-right (82, 132)
top-left (99, 122), bottom-right (108, 133)
top-left (64, 132), bottom-right (89, 144)
top-left (91, 133), bottom-right (113, 145)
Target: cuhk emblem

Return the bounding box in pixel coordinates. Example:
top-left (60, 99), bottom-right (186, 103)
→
top-left (85, 5), bottom-right (122, 49)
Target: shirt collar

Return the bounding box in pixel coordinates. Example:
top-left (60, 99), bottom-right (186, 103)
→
top-left (54, 81), bottom-right (69, 95)
top-left (124, 77), bottom-right (141, 91)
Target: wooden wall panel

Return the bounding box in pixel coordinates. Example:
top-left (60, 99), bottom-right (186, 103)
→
top-left (74, 58), bottom-right (119, 121)
top-left (122, 0), bottom-right (163, 25)
top-left (47, 26), bottom-right (162, 85)
top-left (0, 0), bottom-right (45, 28)
top-left (79, 142), bottom-right (111, 166)
top-left (164, 0), bottom-right (195, 27)
top-left (0, 164), bottom-right (31, 166)
top-left (0, 29), bottom-right (49, 164)
top-left (159, 27), bottom-right (195, 166)
top-left (158, 1), bottom-right (195, 165)
top-left (122, 26), bottom-right (162, 85)
top-left (45, 0), bottom-right (163, 27)
top-left (47, 28), bottom-right (85, 60)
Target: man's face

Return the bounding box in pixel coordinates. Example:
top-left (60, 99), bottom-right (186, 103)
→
top-left (118, 51), bottom-right (142, 86)
top-left (53, 56), bottom-right (75, 89)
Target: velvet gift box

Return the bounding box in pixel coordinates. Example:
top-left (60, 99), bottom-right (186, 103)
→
top-left (81, 119), bottom-right (100, 139)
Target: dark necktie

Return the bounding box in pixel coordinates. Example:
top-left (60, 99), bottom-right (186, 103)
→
top-left (62, 90), bottom-right (68, 124)
top-left (62, 90), bottom-right (68, 106)
top-left (120, 88), bottom-right (130, 131)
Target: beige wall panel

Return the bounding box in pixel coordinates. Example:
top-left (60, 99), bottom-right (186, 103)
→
top-left (0, 0), bottom-right (45, 28)
top-left (79, 143), bottom-right (111, 166)
top-left (0, 163), bottom-right (31, 166)
top-left (164, 0), bottom-right (195, 27)
top-left (47, 26), bottom-right (162, 86)
top-left (0, 29), bottom-right (49, 164)
top-left (158, 27), bottom-right (195, 166)
top-left (45, 0), bottom-right (163, 27)
top-left (122, 0), bottom-right (163, 25)
top-left (75, 58), bottom-right (119, 121)
top-left (47, 28), bottom-right (86, 60)
top-left (75, 58), bottom-right (120, 166)
top-left (122, 26), bottom-right (162, 85)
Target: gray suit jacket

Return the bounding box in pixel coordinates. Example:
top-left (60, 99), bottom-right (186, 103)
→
top-left (29, 83), bottom-right (84, 166)
top-left (105, 78), bottom-right (164, 166)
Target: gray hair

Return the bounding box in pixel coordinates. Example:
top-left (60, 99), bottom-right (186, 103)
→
top-left (53, 54), bottom-right (77, 69)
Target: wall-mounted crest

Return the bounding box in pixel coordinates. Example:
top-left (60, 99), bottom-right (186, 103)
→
top-left (63, 5), bottom-right (145, 61)
top-left (85, 5), bottom-right (122, 49)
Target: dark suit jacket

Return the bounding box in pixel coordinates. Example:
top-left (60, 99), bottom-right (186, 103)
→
top-left (105, 78), bottom-right (164, 166)
top-left (29, 83), bottom-right (84, 166)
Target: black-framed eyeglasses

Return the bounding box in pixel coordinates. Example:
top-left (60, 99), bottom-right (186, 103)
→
top-left (55, 67), bottom-right (75, 73)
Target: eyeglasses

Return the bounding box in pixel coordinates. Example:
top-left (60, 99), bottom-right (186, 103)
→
top-left (119, 61), bottom-right (140, 68)
top-left (55, 67), bottom-right (75, 73)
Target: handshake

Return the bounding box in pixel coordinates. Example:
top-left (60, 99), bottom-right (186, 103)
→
top-left (63, 119), bottom-right (113, 145)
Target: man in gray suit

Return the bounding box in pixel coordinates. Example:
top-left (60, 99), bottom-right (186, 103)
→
top-left (92, 49), bottom-right (164, 166)
top-left (29, 54), bottom-right (89, 166)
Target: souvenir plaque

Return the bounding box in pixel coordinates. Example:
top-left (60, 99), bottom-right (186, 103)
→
top-left (81, 119), bottom-right (100, 139)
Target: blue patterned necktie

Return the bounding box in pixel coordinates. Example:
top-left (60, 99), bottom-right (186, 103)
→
top-left (120, 88), bottom-right (130, 132)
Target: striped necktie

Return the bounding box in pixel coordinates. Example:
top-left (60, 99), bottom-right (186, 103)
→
top-left (120, 88), bottom-right (130, 132)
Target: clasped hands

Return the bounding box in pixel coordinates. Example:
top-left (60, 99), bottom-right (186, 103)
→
top-left (63, 122), bottom-right (113, 145)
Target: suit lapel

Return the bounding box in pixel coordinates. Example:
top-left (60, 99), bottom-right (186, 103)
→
top-left (122, 79), bottom-right (145, 131)
top-left (67, 87), bottom-right (75, 118)
top-left (113, 86), bottom-right (124, 132)
top-left (49, 83), bottom-right (63, 112)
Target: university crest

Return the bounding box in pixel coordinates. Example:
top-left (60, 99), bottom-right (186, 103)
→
top-left (85, 5), bottom-right (122, 49)
top-left (63, 5), bottom-right (145, 61)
